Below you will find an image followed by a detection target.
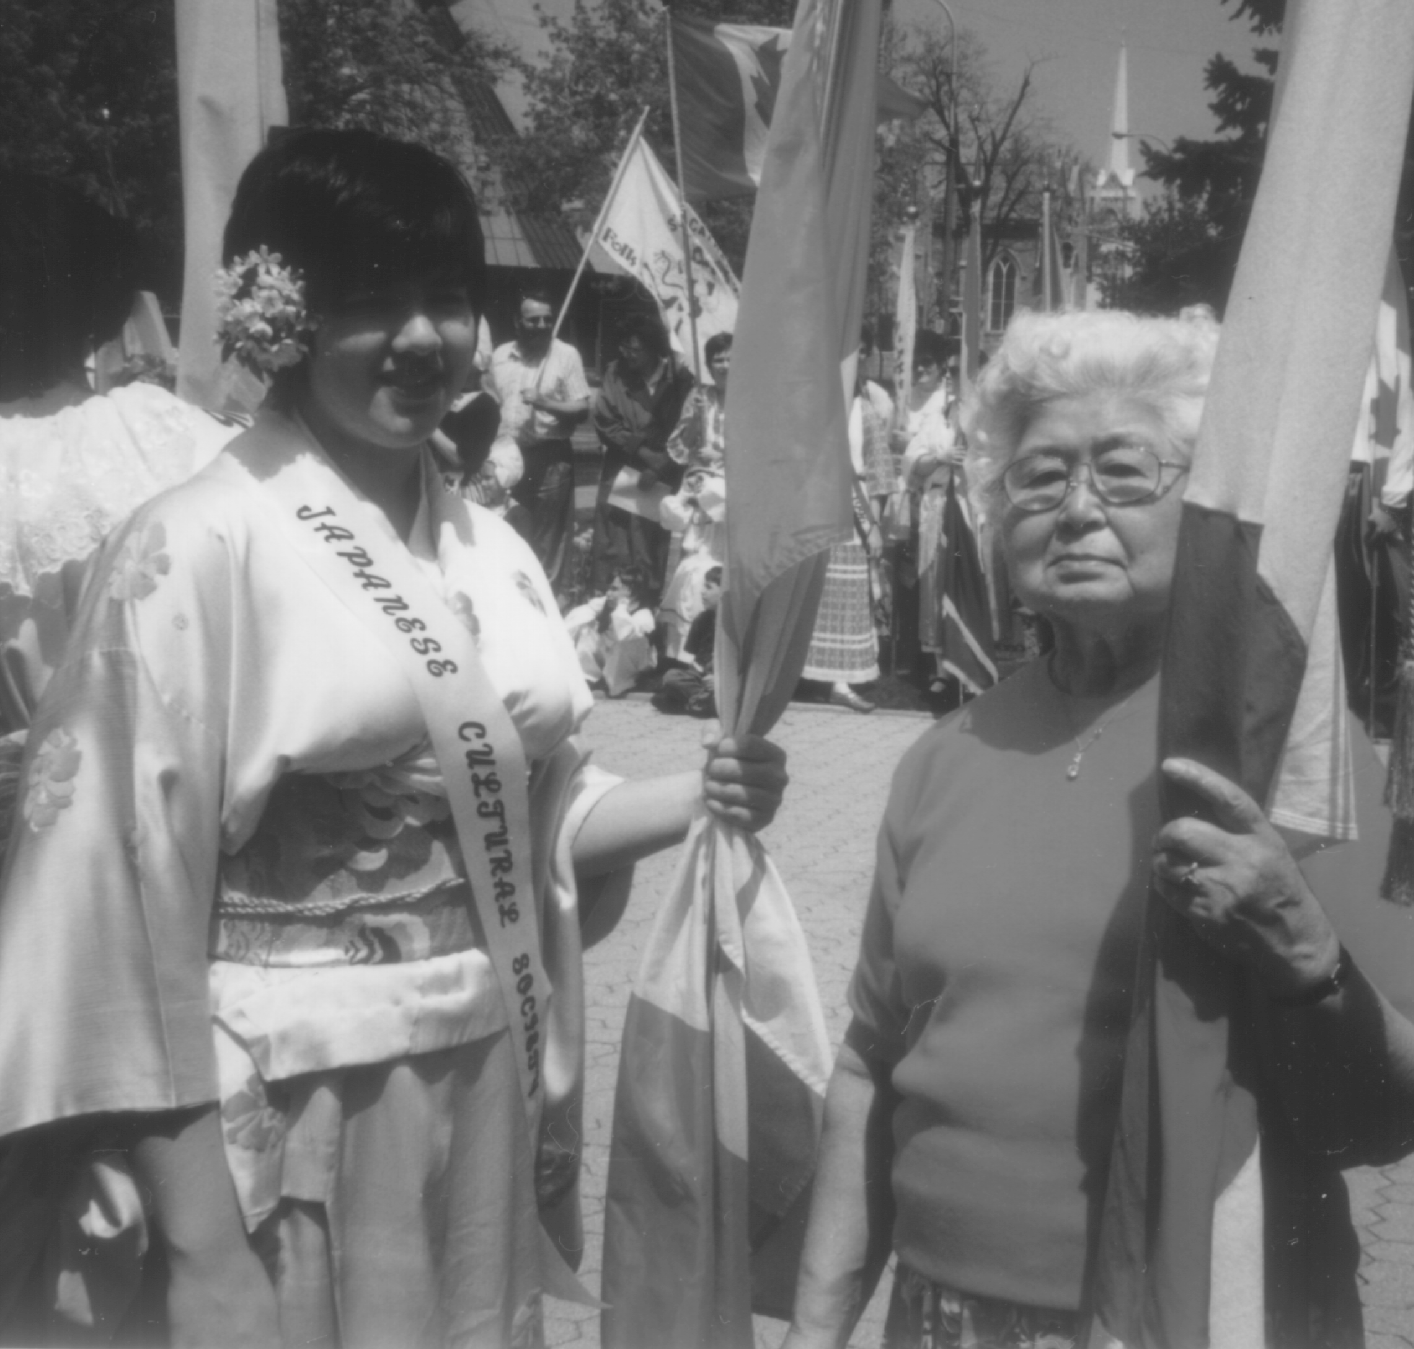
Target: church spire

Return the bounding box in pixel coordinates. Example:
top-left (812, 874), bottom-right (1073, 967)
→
top-left (1106, 41), bottom-right (1135, 186)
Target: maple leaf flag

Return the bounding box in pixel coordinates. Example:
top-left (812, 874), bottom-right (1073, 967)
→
top-left (671, 11), bottom-right (923, 200)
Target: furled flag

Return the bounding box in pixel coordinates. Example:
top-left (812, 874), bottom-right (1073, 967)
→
top-left (894, 220), bottom-right (918, 412)
top-left (174, 0), bottom-right (285, 411)
top-left (1090, 1), bottom-right (1414, 1345)
top-left (671, 10), bottom-right (921, 199)
top-left (1039, 190), bottom-right (1068, 314)
top-left (593, 127), bottom-right (740, 375)
top-left (959, 204), bottom-right (982, 395)
top-left (601, 1), bottom-right (882, 1346)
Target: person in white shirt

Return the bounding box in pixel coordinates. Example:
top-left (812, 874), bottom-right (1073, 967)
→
top-left (483, 290), bottom-right (590, 588)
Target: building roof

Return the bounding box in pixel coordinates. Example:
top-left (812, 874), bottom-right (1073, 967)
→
top-left (458, 78), bottom-right (583, 272)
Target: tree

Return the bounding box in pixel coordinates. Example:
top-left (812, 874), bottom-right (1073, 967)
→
top-left (1109, 0), bottom-right (1414, 315)
top-left (278, 0), bottom-right (511, 166)
top-left (869, 22), bottom-right (1071, 325)
top-left (0, 0), bottom-right (184, 297)
top-left (491, 0), bottom-right (797, 273)
top-left (0, 0), bottom-right (513, 308)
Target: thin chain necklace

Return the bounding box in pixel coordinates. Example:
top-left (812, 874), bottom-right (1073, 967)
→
top-left (1051, 661), bottom-right (1143, 782)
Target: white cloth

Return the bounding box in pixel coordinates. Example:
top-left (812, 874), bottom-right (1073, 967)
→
top-left (564, 598), bottom-right (657, 697)
top-left (658, 472), bottom-right (726, 661)
top-left (0, 384), bottom-right (240, 731)
top-left (485, 338), bottom-right (590, 444)
top-left (901, 386), bottom-right (956, 477)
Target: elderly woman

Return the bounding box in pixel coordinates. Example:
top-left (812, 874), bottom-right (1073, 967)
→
top-left (0, 130), bottom-right (786, 1349)
top-left (785, 310), bottom-right (1414, 1349)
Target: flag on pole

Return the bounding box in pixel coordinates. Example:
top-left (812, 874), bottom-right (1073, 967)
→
top-left (670, 11), bottom-right (921, 200)
top-left (1361, 252), bottom-right (1414, 503)
top-left (1333, 251), bottom-right (1414, 759)
top-left (174, 0), bottom-right (285, 411)
top-left (594, 130), bottom-right (740, 375)
top-left (1039, 190), bottom-right (1068, 314)
top-left (894, 221), bottom-right (918, 412)
top-left (959, 202), bottom-right (983, 397)
top-left (1091, 1), bottom-right (1414, 1344)
top-left (601, 2), bottom-right (882, 1345)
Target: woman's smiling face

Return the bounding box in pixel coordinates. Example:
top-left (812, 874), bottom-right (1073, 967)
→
top-left (1002, 390), bottom-right (1189, 635)
top-left (303, 270), bottom-right (479, 455)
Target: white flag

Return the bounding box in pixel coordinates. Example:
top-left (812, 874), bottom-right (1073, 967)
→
top-left (596, 136), bottom-right (739, 375)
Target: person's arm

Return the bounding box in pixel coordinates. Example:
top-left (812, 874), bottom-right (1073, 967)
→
top-left (1153, 757), bottom-right (1414, 1159)
top-left (571, 733), bottom-right (788, 878)
top-left (665, 390), bottom-right (703, 465)
top-left (130, 1107), bottom-right (279, 1348)
top-left (591, 372), bottom-right (646, 461)
top-left (784, 1039), bottom-right (898, 1349)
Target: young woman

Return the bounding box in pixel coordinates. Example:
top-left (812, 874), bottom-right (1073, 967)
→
top-left (0, 129), bottom-right (786, 1349)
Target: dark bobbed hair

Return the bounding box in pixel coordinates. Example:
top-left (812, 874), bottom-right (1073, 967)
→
top-left (223, 128), bottom-right (487, 317)
top-left (610, 562), bottom-right (657, 611)
top-left (0, 172), bottom-right (142, 399)
top-left (912, 329), bottom-right (949, 370)
top-left (617, 310), bottom-right (671, 360)
top-left (704, 332), bottom-right (733, 363)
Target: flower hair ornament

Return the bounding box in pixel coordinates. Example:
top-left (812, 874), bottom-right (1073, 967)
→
top-left (214, 246), bottom-right (319, 376)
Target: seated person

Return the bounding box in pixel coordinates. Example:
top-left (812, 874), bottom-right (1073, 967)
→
top-left (563, 566), bottom-right (658, 697)
top-left (658, 466), bottom-right (725, 661)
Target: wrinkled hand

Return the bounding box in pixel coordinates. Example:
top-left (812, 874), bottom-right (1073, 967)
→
top-left (701, 732), bottom-right (789, 833)
top-left (1151, 757), bottom-right (1341, 999)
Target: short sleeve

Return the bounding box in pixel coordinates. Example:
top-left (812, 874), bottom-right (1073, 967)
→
top-left (558, 344), bottom-right (590, 404)
top-left (845, 797), bottom-right (913, 1070)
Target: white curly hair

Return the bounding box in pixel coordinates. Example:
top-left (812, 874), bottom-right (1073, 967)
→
top-left (961, 307), bottom-right (1221, 529)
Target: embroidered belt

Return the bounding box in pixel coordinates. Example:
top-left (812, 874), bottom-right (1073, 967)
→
top-left (211, 883), bottom-right (477, 969)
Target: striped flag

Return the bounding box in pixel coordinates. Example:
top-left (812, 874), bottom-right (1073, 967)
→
top-left (601, 1), bottom-right (882, 1344)
top-left (1091, 1), bottom-right (1414, 1344)
top-left (671, 11), bottom-right (921, 200)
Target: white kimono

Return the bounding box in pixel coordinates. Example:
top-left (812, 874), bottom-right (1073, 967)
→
top-left (0, 415), bottom-right (622, 1346)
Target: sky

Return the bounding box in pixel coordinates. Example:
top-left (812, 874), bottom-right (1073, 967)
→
top-left (891, 0), bottom-right (1271, 170)
top-left (461, 0), bottom-right (1272, 173)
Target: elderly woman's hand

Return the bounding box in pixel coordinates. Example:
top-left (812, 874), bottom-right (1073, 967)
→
top-left (702, 732), bottom-right (789, 833)
top-left (1151, 757), bottom-right (1342, 999)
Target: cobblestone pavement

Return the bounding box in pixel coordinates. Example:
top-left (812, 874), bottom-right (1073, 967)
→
top-left (546, 696), bottom-right (1414, 1349)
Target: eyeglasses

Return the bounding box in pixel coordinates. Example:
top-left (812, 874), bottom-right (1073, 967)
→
top-left (1002, 444), bottom-right (1188, 513)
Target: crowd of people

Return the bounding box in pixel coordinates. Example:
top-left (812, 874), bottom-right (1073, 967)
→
top-left (438, 286), bottom-right (1006, 719)
top-left (2, 127), bottom-right (1414, 1349)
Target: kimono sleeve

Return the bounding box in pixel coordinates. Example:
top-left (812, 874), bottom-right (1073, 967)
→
top-left (0, 505), bottom-right (232, 1134)
top-left (844, 769), bottom-right (916, 1072)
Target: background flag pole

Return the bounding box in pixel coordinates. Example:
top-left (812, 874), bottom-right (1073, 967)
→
top-left (664, 5), bottom-right (705, 385)
top-left (549, 108), bottom-right (651, 351)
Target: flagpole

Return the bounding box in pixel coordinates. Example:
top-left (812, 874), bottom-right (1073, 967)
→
top-left (1042, 186), bottom-right (1053, 314)
top-left (548, 106), bottom-right (651, 351)
top-left (664, 5), bottom-right (704, 385)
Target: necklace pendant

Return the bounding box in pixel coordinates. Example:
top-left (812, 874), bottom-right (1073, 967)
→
top-left (1066, 758), bottom-right (1081, 781)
